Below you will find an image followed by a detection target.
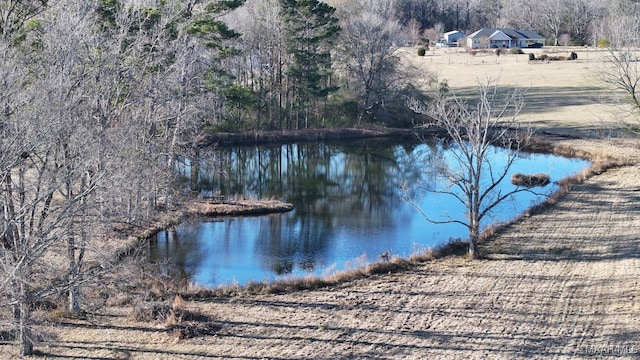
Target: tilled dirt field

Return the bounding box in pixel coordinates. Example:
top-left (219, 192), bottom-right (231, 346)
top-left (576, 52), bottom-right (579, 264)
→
top-left (3, 51), bottom-right (640, 359)
top-left (8, 139), bottom-right (636, 360)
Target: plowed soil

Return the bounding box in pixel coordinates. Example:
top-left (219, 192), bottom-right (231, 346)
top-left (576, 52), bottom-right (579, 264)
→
top-left (3, 48), bottom-right (640, 359)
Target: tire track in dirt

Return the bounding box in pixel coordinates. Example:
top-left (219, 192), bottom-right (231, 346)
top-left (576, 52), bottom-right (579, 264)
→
top-left (201, 142), bottom-right (640, 359)
top-left (24, 139), bottom-right (640, 359)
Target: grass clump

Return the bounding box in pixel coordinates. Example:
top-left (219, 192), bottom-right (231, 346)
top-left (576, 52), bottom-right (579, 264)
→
top-left (511, 173), bottom-right (551, 187)
top-left (165, 296), bottom-right (218, 340)
top-left (180, 244), bottom-right (467, 301)
top-left (128, 295), bottom-right (218, 340)
top-left (128, 301), bottom-right (172, 322)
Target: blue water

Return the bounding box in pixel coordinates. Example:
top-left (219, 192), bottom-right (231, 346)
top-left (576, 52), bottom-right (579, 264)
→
top-left (152, 137), bottom-right (590, 287)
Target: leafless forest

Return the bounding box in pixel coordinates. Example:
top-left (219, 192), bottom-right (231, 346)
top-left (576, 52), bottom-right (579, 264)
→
top-left (0, 0), bottom-right (638, 355)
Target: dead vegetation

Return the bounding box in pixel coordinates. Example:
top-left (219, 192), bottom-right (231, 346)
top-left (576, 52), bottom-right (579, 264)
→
top-left (186, 198), bottom-right (293, 217)
top-left (171, 239), bottom-right (468, 301)
top-left (511, 173), bottom-right (551, 187)
top-left (128, 295), bottom-right (218, 340)
top-left (2, 49), bottom-right (638, 359)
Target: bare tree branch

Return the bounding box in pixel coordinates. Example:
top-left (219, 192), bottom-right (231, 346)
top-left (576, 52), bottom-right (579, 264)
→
top-left (404, 78), bottom-right (535, 259)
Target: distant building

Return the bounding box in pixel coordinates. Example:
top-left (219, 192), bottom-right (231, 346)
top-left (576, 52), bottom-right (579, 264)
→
top-left (466, 28), bottom-right (545, 49)
top-left (440, 30), bottom-right (466, 47)
top-left (436, 30), bottom-right (466, 48)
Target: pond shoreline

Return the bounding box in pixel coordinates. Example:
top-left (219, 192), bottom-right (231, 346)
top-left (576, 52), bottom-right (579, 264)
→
top-left (150, 128), bottom-right (610, 289)
top-left (185, 198), bottom-right (294, 217)
top-left (14, 47), bottom-right (640, 359)
top-left (199, 126), bottom-right (444, 147)
top-left (116, 128), bottom-right (422, 263)
top-left (120, 126), bottom-right (601, 269)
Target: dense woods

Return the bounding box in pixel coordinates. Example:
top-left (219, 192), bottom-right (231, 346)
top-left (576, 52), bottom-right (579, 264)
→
top-left (1, 0), bottom-right (640, 355)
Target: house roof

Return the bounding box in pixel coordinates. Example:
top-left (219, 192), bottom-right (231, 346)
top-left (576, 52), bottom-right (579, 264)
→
top-left (489, 30), bottom-right (511, 41)
top-left (468, 28), bottom-right (544, 41)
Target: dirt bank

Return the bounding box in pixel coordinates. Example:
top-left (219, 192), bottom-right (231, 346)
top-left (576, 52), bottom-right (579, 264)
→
top-left (201, 127), bottom-right (419, 147)
top-left (187, 198), bottom-right (294, 217)
top-left (23, 136), bottom-right (636, 360)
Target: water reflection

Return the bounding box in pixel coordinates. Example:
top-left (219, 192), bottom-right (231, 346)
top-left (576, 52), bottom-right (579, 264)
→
top-left (153, 137), bottom-right (590, 287)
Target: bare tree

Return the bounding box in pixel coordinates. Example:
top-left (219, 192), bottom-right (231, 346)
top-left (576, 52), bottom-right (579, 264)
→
top-left (0, 41), bottom-right (41, 357)
top-left (404, 78), bottom-right (534, 259)
top-left (406, 18), bottom-right (423, 46)
top-left (474, 0), bottom-right (503, 28)
top-left (423, 22), bottom-right (444, 47)
top-left (540, 0), bottom-right (566, 46)
top-left (0, 3), bottom-right (118, 353)
top-left (0, 55), bottom-right (103, 354)
top-left (0, 0), bottom-right (244, 354)
top-left (478, 34), bottom-right (490, 49)
top-left (499, 0), bottom-right (536, 29)
top-left (333, 0), bottom-right (403, 124)
top-left (230, 0), bottom-right (289, 129)
top-left (565, 0), bottom-right (604, 45)
top-left (0, 0), bottom-right (47, 41)
top-left (593, 3), bottom-right (640, 115)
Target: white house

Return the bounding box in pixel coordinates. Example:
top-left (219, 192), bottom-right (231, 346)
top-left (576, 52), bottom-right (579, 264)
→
top-left (466, 28), bottom-right (545, 49)
top-left (442, 30), bottom-right (465, 46)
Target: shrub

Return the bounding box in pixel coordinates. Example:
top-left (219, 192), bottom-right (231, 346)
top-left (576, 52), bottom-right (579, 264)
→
top-left (598, 37), bottom-right (610, 48)
top-left (438, 80), bottom-right (449, 96)
top-left (129, 301), bottom-right (172, 322)
top-left (538, 54), bottom-right (549, 60)
top-left (510, 48), bottom-right (524, 55)
top-left (570, 52), bottom-right (578, 60)
top-left (528, 53), bottom-right (535, 61)
top-left (417, 47), bottom-right (426, 56)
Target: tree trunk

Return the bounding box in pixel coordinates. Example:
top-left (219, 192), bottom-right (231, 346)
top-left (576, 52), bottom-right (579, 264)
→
top-left (67, 234), bottom-right (81, 313)
top-left (468, 237), bottom-right (480, 259)
top-left (164, 50), bottom-right (189, 210)
top-left (68, 282), bottom-right (81, 313)
top-left (17, 282), bottom-right (33, 356)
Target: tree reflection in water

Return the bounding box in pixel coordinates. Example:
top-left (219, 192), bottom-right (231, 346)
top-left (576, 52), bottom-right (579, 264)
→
top-left (152, 137), bottom-right (590, 287)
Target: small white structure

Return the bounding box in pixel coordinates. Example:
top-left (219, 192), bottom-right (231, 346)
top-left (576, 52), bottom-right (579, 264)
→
top-left (437, 30), bottom-right (465, 48)
top-left (442, 30), bottom-right (465, 46)
top-left (466, 28), bottom-right (545, 49)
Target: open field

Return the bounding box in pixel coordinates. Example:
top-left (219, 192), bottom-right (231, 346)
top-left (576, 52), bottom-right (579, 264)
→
top-left (2, 48), bottom-right (640, 359)
top-left (400, 47), bottom-right (630, 136)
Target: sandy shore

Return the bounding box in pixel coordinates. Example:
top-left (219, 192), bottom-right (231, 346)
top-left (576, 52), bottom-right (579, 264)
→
top-left (3, 48), bottom-right (640, 359)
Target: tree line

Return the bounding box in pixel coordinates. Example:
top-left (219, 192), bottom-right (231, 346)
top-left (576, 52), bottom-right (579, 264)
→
top-left (397, 0), bottom-right (612, 47)
top-left (0, 0), bottom-right (407, 355)
top-left (219, 0), bottom-right (640, 131)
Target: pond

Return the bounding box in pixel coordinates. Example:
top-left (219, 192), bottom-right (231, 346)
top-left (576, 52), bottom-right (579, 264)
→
top-left (151, 136), bottom-right (590, 287)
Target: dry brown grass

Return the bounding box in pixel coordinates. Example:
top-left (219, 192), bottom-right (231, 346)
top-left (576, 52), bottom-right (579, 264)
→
top-left (186, 199), bottom-right (293, 217)
top-left (511, 173), bottom-right (551, 187)
top-left (3, 47), bottom-right (639, 359)
top-left (478, 146), bottom-right (630, 245)
top-left (165, 296), bottom-right (219, 340)
top-left (126, 295), bottom-right (218, 341)
top-left (178, 240), bottom-right (470, 302)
